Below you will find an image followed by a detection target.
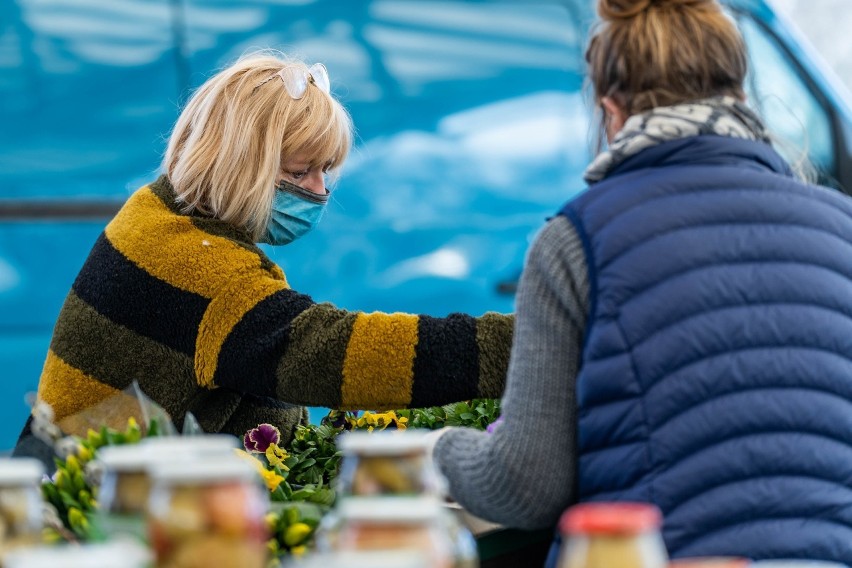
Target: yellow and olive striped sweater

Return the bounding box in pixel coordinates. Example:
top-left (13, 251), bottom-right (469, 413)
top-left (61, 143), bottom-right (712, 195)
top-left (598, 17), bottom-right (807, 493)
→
top-left (25, 176), bottom-right (513, 444)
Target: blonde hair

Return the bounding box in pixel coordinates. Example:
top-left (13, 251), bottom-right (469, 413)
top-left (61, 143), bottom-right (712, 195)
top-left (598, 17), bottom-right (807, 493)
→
top-left (586, 0), bottom-right (746, 115)
top-left (163, 50), bottom-right (353, 240)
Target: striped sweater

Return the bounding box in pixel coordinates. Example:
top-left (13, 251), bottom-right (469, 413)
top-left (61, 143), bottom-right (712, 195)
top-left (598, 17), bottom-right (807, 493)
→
top-left (28, 175), bottom-right (513, 442)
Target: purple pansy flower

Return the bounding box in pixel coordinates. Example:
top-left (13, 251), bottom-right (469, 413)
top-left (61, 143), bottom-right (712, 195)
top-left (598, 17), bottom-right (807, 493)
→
top-left (243, 423), bottom-right (281, 453)
top-left (485, 416), bottom-right (504, 434)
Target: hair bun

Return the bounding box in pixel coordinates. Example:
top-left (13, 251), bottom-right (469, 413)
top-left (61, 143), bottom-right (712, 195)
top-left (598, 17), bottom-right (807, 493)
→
top-left (598, 0), bottom-right (713, 21)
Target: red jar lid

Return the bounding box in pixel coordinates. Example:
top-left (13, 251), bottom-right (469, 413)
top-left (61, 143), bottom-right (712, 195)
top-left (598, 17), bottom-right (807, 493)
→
top-left (559, 502), bottom-right (663, 535)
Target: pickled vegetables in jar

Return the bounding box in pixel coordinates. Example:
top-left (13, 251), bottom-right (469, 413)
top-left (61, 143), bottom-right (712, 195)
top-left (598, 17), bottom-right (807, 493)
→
top-left (96, 445), bottom-right (157, 541)
top-left (147, 457), bottom-right (269, 568)
top-left (327, 497), bottom-right (455, 568)
top-left (0, 458), bottom-right (45, 564)
top-left (95, 434), bottom-right (239, 541)
top-left (557, 502), bottom-right (668, 568)
top-left (336, 430), bottom-right (443, 496)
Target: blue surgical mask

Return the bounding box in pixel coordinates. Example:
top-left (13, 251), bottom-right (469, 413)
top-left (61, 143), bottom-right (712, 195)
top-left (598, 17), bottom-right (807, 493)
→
top-left (259, 180), bottom-right (328, 246)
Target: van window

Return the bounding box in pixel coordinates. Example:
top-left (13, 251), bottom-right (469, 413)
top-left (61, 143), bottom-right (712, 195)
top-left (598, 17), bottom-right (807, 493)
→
top-left (738, 16), bottom-right (835, 178)
top-left (214, 0), bottom-right (596, 315)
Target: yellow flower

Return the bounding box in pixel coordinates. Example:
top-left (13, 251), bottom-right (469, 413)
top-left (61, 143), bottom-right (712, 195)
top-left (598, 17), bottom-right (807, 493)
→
top-left (234, 448), bottom-right (262, 469)
top-left (265, 512), bottom-right (279, 531)
top-left (68, 507), bottom-right (89, 532)
top-left (77, 445), bottom-right (93, 462)
top-left (265, 443), bottom-right (289, 471)
top-left (291, 545), bottom-right (307, 556)
top-left (42, 527), bottom-right (63, 544)
top-left (65, 455), bottom-right (80, 475)
top-left (267, 538), bottom-right (280, 555)
top-left (259, 468), bottom-right (285, 492)
top-left (234, 450), bottom-right (283, 491)
top-left (284, 522), bottom-right (312, 546)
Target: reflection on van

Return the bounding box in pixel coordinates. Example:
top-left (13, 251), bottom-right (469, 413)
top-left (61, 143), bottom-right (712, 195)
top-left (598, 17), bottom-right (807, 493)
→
top-left (1, 0), bottom-right (851, 448)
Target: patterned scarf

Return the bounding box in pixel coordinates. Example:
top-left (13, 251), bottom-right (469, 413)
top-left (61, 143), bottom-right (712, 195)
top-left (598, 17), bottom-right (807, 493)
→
top-left (583, 95), bottom-right (772, 183)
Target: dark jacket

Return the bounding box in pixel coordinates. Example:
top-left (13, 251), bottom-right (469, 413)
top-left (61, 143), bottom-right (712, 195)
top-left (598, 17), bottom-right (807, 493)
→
top-left (560, 135), bottom-right (852, 563)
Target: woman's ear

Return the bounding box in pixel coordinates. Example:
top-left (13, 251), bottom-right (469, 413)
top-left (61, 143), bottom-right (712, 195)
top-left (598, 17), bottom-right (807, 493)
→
top-left (601, 96), bottom-right (628, 142)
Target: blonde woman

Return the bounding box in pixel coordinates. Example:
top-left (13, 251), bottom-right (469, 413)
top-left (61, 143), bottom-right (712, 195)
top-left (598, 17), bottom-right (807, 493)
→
top-left (15, 52), bottom-right (512, 461)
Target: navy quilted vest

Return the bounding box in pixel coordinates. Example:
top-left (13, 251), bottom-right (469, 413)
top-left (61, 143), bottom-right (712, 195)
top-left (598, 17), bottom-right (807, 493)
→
top-left (559, 135), bottom-right (852, 563)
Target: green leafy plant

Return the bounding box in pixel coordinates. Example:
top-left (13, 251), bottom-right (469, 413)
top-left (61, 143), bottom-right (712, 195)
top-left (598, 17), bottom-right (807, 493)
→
top-left (397, 399), bottom-right (502, 431)
top-left (41, 416), bottom-right (157, 542)
top-left (39, 399), bottom-right (501, 560)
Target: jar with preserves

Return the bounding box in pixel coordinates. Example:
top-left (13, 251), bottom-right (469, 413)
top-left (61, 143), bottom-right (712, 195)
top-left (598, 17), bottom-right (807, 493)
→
top-left (557, 502), bottom-right (669, 568)
top-left (440, 506), bottom-right (480, 568)
top-left (95, 434), bottom-right (239, 541)
top-left (331, 430), bottom-right (479, 567)
top-left (336, 430), bottom-right (443, 496)
top-left (323, 496), bottom-right (455, 568)
top-left (147, 456), bottom-right (269, 568)
top-left (0, 458), bottom-right (45, 563)
top-left (95, 444), bottom-right (156, 542)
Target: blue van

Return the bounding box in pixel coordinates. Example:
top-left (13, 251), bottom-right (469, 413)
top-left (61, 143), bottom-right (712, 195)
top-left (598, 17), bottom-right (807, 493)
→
top-left (1, 0), bottom-right (851, 450)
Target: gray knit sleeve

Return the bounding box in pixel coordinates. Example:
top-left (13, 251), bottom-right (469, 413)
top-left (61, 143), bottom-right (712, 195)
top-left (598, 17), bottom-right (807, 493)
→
top-left (433, 215), bottom-right (589, 529)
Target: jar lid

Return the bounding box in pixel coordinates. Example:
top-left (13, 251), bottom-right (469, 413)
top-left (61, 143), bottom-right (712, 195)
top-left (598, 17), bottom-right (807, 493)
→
top-left (338, 496), bottom-right (444, 522)
top-left (140, 434), bottom-right (239, 454)
top-left (0, 457), bottom-right (45, 484)
top-left (559, 502), bottom-right (662, 535)
top-left (96, 445), bottom-right (156, 471)
top-left (97, 435), bottom-right (240, 471)
top-left (3, 539), bottom-right (150, 568)
top-left (337, 430), bottom-right (431, 455)
top-left (148, 456), bottom-right (257, 483)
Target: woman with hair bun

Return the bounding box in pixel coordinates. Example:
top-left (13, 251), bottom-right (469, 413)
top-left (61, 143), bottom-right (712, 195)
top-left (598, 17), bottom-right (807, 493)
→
top-left (433, 0), bottom-right (852, 565)
top-left (13, 50), bottom-right (513, 465)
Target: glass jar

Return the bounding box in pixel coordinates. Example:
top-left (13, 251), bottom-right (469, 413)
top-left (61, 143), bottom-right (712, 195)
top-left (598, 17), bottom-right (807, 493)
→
top-left (557, 502), bottom-right (669, 568)
top-left (440, 508), bottom-right (480, 568)
top-left (0, 458), bottom-right (45, 563)
top-left (336, 430), bottom-right (443, 496)
top-left (95, 445), bottom-right (156, 542)
top-left (147, 456), bottom-right (269, 568)
top-left (331, 430), bottom-right (479, 567)
top-left (3, 539), bottom-right (150, 568)
top-left (319, 496), bottom-right (455, 568)
top-left (95, 434), bottom-right (239, 542)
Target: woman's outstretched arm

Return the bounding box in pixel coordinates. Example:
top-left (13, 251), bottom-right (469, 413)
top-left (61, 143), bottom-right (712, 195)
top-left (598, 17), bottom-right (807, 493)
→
top-left (433, 216), bottom-right (589, 529)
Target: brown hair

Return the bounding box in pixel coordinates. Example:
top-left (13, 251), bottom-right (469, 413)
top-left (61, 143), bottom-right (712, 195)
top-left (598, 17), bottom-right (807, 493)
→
top-left (163, 50), bottom-right (352, 240)
top-left (586, 0), bottom-right (747, 115)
